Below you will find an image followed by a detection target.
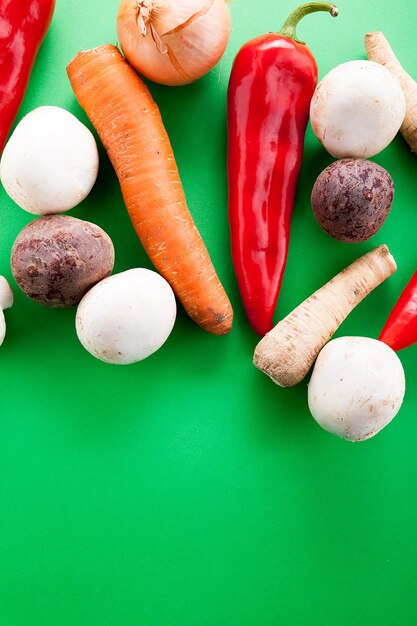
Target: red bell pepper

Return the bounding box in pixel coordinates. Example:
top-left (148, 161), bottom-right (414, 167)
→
top-left (0, 0), bottom-right (55, 154)
top-left (379, 270), bottom-right (417, 351)
top-left (227, 2), bottom-right (338, 336)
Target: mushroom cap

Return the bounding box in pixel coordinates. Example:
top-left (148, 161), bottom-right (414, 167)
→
top-left (0, 314), bottom-right (5, 347)
top-left (308, 337), bottom-right (405, 441)
top-left (0, 276), bottom-right (13, 311)
top-left (310, 60), bottom-right (406, 158)
top-left (0, 106), bottom-right (99, 215)
top-left (0, 276), bottom-right (13, 346)
top-left (76, 268), bottom-right (177, 364)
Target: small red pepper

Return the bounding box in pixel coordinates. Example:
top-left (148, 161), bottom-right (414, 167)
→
top-left (227, 2), bottom-right (338, 336)
top-left (379, 270), bottom-right (417, 352)
top-left (0, 0), bottom-right (55, 154)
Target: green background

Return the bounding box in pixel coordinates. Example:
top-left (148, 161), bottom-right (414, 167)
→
top-left (1, 1), bottom-right (416, 624)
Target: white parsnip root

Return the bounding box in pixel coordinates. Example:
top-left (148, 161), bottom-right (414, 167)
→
top-left (253, 245), bottom-right (396, 387)
top-left (365, 32), bottom-right (417, 153)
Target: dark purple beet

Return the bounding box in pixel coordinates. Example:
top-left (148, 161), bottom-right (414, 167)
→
top-left (11, 215), bottom-right (115, 307)
top-left (311, 158), bottom-right (394, 243)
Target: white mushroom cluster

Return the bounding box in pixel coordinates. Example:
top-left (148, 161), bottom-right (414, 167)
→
top-left (1, 104), bottom-right (177, 363)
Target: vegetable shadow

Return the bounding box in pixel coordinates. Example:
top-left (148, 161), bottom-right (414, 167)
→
top-left (247, 365), bottom-right (314, 445)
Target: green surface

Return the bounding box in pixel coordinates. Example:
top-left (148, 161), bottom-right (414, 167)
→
top-left (1, 1), bottom-right (417, 624)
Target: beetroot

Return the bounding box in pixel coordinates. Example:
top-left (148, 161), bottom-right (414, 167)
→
top-left (311, 158), bottom-right (394, 243)
top-left (11, 215), bottom-right (114, 307)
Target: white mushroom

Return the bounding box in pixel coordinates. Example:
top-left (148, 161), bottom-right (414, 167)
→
top-left (310, 60), bottom-right (406, 158)
top-left (76, 268), bottom-right (176, 364)
top-left (0, 277), bottom-right (13, 346)
top-left (0, 106), bottom-right (99, 215)
top-left (308, 337), bottom-right (405, 442)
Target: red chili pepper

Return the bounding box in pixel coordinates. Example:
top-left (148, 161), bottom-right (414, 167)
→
top-left (227, 2), bottom-right (338, 336)
top-left (379, 270), bottom-right (417, 352)
top-left (0, 0), bottom-right (55, 154)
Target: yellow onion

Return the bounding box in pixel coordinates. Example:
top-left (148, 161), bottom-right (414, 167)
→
top-left (117, 0), bottom-right (231, 86)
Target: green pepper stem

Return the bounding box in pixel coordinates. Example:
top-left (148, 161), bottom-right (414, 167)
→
top-left (279, 2), bottom-right (338, 42)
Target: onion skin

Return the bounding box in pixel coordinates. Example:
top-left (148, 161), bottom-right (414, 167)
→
top-left (117, 0), bottom-right (231, 86)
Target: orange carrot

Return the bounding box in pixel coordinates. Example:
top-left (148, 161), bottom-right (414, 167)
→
top-left (67, 44), bottom-right (232, 335)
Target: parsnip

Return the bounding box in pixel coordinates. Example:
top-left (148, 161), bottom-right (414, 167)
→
top-left (365, 32), bottom-right (417, 153)
top-left (254, 245), bottom-right (396, 387)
